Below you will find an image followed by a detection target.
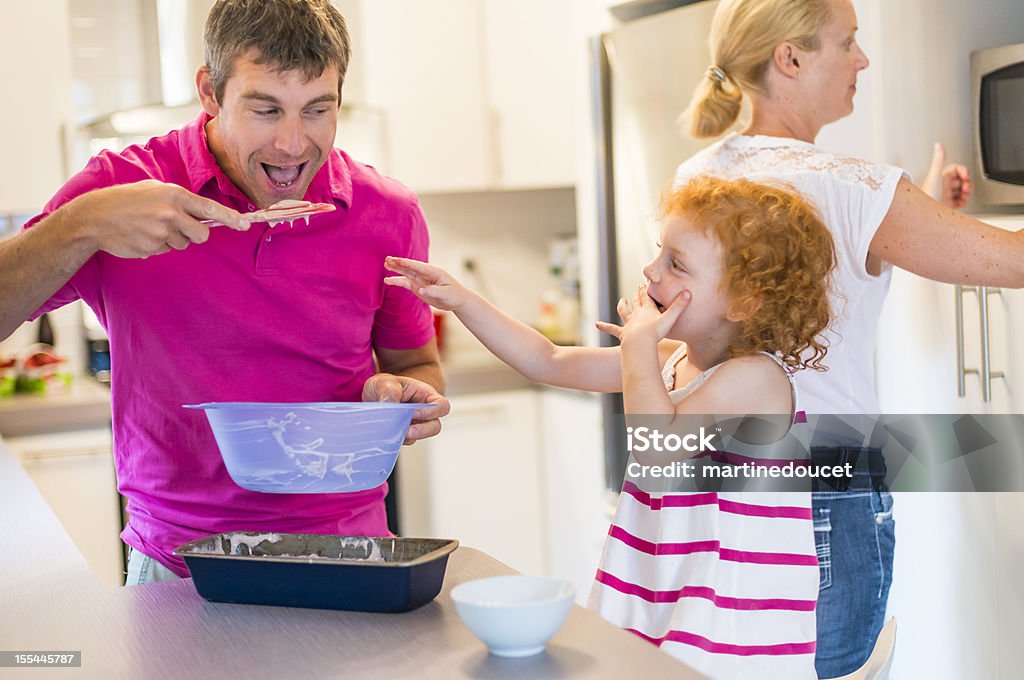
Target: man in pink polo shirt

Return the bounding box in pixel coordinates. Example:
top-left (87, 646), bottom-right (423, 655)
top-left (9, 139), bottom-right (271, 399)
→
top-left (0, 0), bottom-right (449, 583)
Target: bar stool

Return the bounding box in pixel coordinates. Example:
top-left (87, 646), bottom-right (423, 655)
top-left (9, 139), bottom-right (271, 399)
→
top-left (830, 618), bottom-right (897, 680)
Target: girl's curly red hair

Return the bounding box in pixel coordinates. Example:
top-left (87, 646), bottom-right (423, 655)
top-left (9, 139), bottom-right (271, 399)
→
top-left (663, 175), bottom-right (836, 371)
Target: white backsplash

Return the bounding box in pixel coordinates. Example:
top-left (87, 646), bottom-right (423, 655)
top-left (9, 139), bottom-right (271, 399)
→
top-left (418, 187), bottom-right (577, 366)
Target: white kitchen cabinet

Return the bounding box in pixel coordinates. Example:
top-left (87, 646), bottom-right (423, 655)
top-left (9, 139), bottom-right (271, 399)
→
top-left (355, 0), bottom-right (489, 193)
top-left (538, 387), bottom-right (609, 604)
top-left (876, 274), bottom-right (1016, 415)
top-left (0, 3), bottom-right (73, 214)
top-left (8, 427), bottom-right (123, 588)
top-left (350, 0), bottom-right (578, 192)
top-left (413, 388), bottom-right (548, 574)
top-left (956, 283), bottom-right (1024, 414)
top-left (480, 0), bottom-right (579, 189)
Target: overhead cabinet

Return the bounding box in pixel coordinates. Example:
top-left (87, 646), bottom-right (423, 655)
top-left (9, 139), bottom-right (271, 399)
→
top-left (353, 0), bottom-right (578, 192)
top-left (0, 4), bottom-right (73, 214)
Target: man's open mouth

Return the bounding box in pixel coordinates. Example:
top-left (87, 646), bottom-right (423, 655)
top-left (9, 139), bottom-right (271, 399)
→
top-left (262, 162), bottom-right (307, 188)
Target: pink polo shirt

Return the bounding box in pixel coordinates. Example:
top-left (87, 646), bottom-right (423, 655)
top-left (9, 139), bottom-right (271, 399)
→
top-left (27, 112), bottom-right (435, 576)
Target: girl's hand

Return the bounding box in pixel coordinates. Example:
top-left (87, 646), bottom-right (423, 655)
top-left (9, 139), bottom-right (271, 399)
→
top-left (619, 283), bottom-right (690, 344)
top-left (594, 295), bottom-right (635, 340)
top-left (384, 256), bottom-right (471, 311)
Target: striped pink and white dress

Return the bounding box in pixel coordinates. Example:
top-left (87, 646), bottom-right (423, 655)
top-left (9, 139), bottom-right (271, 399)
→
top-left (589, 347), bottom-right (819, 679)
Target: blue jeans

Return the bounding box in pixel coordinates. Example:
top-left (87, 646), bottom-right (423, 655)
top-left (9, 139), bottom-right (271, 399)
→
top-left (813, 489), bottom-right (895, 678)
top-left (124, 547), bottom-right (181, 586)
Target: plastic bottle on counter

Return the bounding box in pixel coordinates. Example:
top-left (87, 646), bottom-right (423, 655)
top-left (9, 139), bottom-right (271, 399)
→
top-left (538, 289), bottom-right (560, 341)
top-left (537, 277), bottom-right (581, 345)
top-left (555, 281), bottom-right (581, 345)
top-left (536, 235), bottom-right (582, 345)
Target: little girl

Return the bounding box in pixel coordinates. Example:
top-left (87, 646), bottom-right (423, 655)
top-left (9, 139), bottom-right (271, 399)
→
top-left (385, 175), bottom-right (835, 679)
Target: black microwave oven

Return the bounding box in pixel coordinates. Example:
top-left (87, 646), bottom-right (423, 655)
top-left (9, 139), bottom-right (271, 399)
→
top-left (972, 43), bottom-right (1024, 206)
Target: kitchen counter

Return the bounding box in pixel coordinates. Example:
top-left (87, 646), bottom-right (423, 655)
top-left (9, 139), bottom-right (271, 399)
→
top-left (0, 378), bottom-right (111, 437)
top-left (0, 437), bottom-right (703, 679)
top-left (444, 357), bottom-right (534, 395)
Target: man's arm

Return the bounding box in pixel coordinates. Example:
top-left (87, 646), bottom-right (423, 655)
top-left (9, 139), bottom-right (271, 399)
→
top-left (0, 181), bottom-right (249, 341)
top-left (0, 208), bottom-right (97, 340)
top-left (374, 341), bottom-right (445, 393)
top-left (362, 341), bottom-right (450, 444)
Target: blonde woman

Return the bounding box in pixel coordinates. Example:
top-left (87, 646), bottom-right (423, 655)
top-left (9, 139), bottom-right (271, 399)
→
top-left (674, 0), bottom-right (1019, 677)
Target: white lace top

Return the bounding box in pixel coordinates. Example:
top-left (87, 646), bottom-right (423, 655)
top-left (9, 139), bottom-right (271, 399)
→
top-left (675, 133), bottom-right (908, 416)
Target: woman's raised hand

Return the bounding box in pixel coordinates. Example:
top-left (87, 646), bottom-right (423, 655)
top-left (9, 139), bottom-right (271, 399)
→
top-left (922, 142), bottom-right (973, 210)
top-left (384, 256), bottom-right (471, 311)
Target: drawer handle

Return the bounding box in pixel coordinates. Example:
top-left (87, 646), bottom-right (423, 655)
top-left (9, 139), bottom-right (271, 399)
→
top-left (452, 405), bottom-right (507, 418)
top-left (957, 285), bottom-right (1006, 402)
top-left (20, 447), bottom-right (110, 462)
top-left (978, 286), bottom-right (1005, 402)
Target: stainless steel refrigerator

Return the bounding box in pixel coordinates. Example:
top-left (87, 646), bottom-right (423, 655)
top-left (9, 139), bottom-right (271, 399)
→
top-left (591, 0), bottom-right (724, 488)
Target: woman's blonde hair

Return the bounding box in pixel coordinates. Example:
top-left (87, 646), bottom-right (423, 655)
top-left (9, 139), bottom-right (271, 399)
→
top-left (682, 0), bottom-right (832, 139)
top-left (662, 176), bottom-right (836, 371)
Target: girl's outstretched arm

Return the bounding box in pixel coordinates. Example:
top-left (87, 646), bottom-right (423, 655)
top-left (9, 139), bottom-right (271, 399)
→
top-left (384, 256), bottom-right (622, 392)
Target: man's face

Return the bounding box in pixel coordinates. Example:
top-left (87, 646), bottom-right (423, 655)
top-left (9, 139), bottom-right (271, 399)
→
top-left (199, 53), bottom-right (340, 209)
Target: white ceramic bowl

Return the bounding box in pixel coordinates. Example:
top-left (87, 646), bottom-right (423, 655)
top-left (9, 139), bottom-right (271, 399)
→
top-left (450, 575), bottom-right (575, 657)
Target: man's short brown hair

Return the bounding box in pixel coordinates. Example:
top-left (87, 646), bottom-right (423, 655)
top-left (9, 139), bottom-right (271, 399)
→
top-left (204, 0), bottom-right (351, 102)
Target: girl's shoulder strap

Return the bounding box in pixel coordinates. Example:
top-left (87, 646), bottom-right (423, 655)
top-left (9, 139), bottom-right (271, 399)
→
top-left (661, 343), bottom-right (689, 391)
top-left (758, 351), bottom-right (800, 421)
